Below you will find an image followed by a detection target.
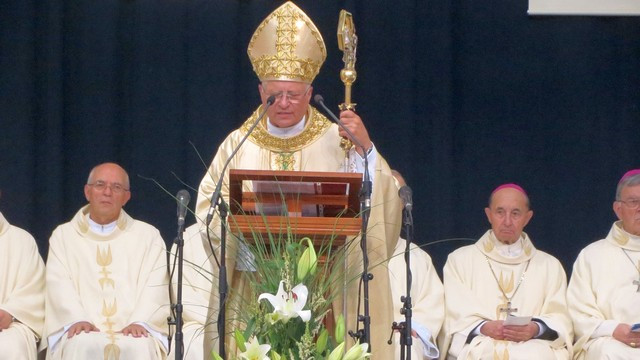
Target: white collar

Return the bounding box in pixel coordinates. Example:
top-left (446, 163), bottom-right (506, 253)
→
top-left (87, 215), bottom-right (117, 235)
top-left (494, 235), bottom-right (524, 258)
top-left (266, 116), bottom-right (306, 137)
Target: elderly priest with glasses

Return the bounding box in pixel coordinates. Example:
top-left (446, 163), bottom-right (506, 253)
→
top-left (568, 169), bottom-right (640, 359)
top-left (44, 163), bottom-right (169, 359)
top-left (194, 2), bottom-right (402, 357)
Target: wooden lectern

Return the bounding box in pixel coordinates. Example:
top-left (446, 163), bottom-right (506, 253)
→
top-left (227, 169), bottom-right (363, 335)
top-left (228, 169), bottom-right (362, 247)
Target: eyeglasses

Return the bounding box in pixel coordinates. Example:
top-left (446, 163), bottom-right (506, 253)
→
top-left (87, 181), bottom-right (129, 194)
top-left (263, 85), bottom-right (311, 104)
top-left (619, 199), bottom-right (640, 209)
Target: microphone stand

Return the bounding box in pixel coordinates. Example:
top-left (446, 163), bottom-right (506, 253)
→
top-left (387, 197), bottom-right (413, 359)
top-left (173, 219), bottom-right (186, 360)
top-left (204, 96), bottom-right (275, 359)
top-left (169, 190), bottom-right (190, 360)
top-left (315, 95), bottom-right (372, 349)
top-left (399, 204), bottom-right (414, 359)
top-left (210, 194), bottom-right (228, 360)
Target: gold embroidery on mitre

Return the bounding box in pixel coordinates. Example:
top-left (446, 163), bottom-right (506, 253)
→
top-left (242, 105), bottom-right (332, 152)
top-left (248, 2), bottom-right (326, 83)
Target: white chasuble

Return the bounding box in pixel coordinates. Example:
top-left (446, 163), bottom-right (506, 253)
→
top-left (440, 230), bottom-right (572, 360)
top-left (195, 105), bottom-right (402, 358)
top-left (0, 211), bottom-right (45, 360)
top-left (568, 221), bottom-right (640, 359)
top-left (389, 238), bottom-right (445, 359)
top-left (45, 206), bottom-right (169, 359)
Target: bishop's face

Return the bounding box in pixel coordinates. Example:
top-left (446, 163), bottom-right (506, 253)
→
top-left (485, 188), bottom-right (533, 245)
top-left (259, 80), bottom-right (312, 128)
top-left (614, 184), bottom-right (640, 236)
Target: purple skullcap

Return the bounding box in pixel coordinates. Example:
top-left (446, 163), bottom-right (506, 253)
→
top-left (619, 169), bottom-right (640, 184)
top-left (491, 183), bottom-right (527, 196)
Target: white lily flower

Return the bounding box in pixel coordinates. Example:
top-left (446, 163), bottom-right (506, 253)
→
top-left (239, 337), bottom-right (271, 360)
top-left (258, 280), bottom-right (311, 323)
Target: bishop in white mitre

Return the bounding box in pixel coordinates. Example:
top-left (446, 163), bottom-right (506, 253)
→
top-left (439, 184), bottom-right (573, 360)
top-left (568, 169), bottom-right (640, 359)
top-left (195, 2), bottom-right (403, 357)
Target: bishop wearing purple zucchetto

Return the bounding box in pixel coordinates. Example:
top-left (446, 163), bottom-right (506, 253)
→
top-left (440, 183), bottom-right (573, 359)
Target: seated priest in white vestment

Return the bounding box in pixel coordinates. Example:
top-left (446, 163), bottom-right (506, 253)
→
top-left (389, 237), bottom-right (444, 359)
top-left (44, 163), bottom-right (169, 359)
top-left (568, 169), bottom-right (640, 359)
top-left (0, 209), bottom-right (46, 360)
top-left (194, 2), bottom-right (403, 357)
top-left (439, 184), bottom-right (573, 360)
top-left (168, 223), bottom-right (219, 360)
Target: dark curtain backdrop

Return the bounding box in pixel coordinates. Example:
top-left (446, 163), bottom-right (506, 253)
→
top-left (2, 0), bottom-right (639, 276)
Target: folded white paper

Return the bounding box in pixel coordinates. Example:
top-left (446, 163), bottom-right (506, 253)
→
top-left (504, 315), bottom-right (532, 326)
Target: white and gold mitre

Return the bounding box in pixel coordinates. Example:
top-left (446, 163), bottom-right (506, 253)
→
top-left (247, 1), bottom-right (327, 84)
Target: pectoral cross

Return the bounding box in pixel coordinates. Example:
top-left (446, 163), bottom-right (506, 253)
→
top-left (634, 278), bottom-right (640, 292)
top-left (499, 301), bottom-right (518, 317)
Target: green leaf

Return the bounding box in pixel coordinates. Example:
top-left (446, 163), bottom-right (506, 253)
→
top-left (210, 351), bottom-right (224, 360)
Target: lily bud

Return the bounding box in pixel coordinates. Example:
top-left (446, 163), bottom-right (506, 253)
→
top-left (297, 238), bottom-right (317, 281)
top-left (335, 314), bottom-right (345, 342)
top-left (327, 341), bottom-right (345, 360)
top-left (343, 341), bottom-right (370, 360)
top-left (234, 329), bottom-right (247, 352)
top-left (316, 328), bottom-right (329, 354)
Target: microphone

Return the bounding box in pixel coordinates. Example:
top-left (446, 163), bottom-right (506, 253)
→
top-left (176, 189), bottom-right (191, 226)
top-left (313, 94), bottom-right (367, 154)
top-left (205, 95), bottom-right (276, 226)
top-left (398, 185), bottom-right (413, 211)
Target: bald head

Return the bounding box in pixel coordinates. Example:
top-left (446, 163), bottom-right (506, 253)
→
top-left (87, 163), bottom-right (130, 189)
